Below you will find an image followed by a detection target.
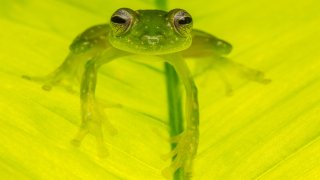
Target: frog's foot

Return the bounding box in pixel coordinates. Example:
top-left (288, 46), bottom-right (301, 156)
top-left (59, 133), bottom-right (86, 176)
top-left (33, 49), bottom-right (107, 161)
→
top-left (22, 74), bottom-right (78, 93)
top-left (213, 57), bottom-right (271, 87)
top-left (71, 102), bottom-right (117, 158)
top-left (162, 130), bottom-right (199, 180)
top-left (237, 65), bottom-right (271, 84)
top-left (213, 63), bottom-right (271, 96)
top-left (71, 127), bottom-right (109, 158)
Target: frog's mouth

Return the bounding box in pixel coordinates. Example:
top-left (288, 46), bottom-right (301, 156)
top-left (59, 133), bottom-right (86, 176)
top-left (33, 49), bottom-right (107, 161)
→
top-left (141, 35), bottom-right (163, 46)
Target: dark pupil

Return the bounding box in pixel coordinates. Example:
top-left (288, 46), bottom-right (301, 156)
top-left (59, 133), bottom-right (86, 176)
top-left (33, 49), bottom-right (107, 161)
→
top-left (111, 16), bottom-right (126, 24)
top-left (178, 17), bottom-right (192, 25)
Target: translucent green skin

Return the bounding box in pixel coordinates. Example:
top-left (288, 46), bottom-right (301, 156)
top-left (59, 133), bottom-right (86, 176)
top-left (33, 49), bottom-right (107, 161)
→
top-left (108, 10), bottom-right (193, 55)
top-left (68, 10), bottom-right (232, 178)
top-left (26, 9), bottom-right (259, 179)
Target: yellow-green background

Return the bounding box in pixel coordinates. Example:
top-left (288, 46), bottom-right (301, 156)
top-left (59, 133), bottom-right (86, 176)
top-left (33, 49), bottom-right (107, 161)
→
top-left (0, 0), bottom-right (319, 179)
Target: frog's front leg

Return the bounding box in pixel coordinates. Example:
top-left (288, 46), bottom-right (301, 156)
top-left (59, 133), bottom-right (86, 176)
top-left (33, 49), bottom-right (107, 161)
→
top-left (70, 48), bottom-right (127, 157)
top-left (162, 54), bottom-right (199, 179)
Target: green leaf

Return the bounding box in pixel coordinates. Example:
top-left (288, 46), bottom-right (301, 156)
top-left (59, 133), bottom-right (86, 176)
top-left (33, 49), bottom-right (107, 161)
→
top-left (1, 0), bottom-right (319, 179)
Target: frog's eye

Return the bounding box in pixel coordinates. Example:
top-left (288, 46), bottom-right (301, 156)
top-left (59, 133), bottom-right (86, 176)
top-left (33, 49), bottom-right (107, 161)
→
top-left (110, 8), bottom-right (136, 36)
top-left (168, 9), bottom-right (193, 36)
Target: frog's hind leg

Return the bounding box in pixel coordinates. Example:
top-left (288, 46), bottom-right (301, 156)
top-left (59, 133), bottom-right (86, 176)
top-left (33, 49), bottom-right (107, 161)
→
top-left (206, 57), bottom-right (270, 96)
top-left (22, 53), bottom-right (87, 92)
top-left (213, 57), bottom-right (271, 85)
top-left (23, 24), bottom-right (111, 92)
top-left (185, 29), bottom-right (270, 95)
top-left (215, 66), bottom-right (234, 96)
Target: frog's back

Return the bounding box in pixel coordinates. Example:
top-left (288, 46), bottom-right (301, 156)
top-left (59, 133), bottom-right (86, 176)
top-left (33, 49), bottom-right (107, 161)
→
top-left (70, 24), bottom-right (110, 53)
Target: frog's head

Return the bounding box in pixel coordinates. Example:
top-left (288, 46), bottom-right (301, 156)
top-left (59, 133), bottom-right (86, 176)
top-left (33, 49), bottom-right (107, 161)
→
top-left (108, 8), bottom-right (193, 55)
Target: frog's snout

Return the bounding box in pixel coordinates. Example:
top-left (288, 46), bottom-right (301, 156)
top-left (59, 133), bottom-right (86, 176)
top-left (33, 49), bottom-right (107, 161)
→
top-left (141, 35), bottom-right (163, 45)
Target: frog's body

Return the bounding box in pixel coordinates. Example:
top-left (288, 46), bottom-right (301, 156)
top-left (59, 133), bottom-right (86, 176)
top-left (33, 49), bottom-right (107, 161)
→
top-left (24, 8), bottom-right (269, 179)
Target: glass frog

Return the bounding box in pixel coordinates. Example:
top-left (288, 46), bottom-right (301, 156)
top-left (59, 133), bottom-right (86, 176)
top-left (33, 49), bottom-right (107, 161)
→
top-left (24, 8), bottom-right (269, 179)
